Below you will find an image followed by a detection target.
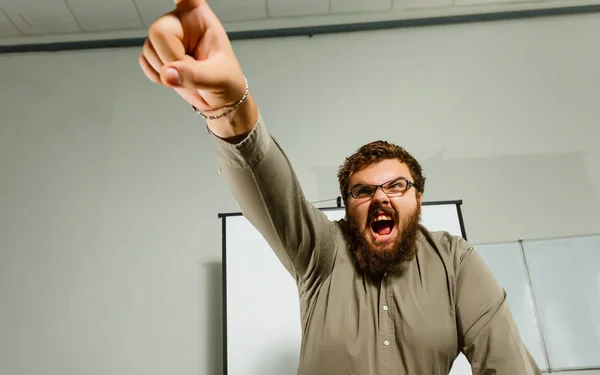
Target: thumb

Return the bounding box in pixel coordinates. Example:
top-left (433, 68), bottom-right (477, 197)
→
top-left (161, 56), bottom-right (222, 90)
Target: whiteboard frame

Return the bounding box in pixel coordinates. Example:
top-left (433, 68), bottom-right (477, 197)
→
top-left (218, 199), bottom-right (466, 375)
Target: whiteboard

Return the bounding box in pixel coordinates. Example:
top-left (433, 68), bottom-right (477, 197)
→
top-left (222, 201), bottom-right (470, 375)
top-left (475, 242), bottom-right (548, 371)
top-left (522, 235), bottom-right (600, 371)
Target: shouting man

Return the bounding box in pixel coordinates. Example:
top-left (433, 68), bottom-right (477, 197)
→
top-left (139, 1), bottom-right (542, 374)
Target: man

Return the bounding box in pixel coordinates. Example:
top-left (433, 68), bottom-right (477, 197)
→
top-left (139, 1), bottom-right (542, 374)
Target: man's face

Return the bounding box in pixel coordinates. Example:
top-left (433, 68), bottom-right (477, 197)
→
top-left (345, 159), bottom-right (422, 274)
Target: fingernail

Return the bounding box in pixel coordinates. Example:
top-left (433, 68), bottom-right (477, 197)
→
top-left (166, 67), bottom-right (181, 85)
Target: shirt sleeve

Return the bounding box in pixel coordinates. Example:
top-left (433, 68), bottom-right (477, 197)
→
top-left (209, 110), bottom-right (338, 290)
top-left (454, 242), bottom-right (543, 375)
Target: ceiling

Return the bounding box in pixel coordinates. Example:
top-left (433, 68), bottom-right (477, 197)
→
top-left (0, 0), bottom-right (599, 46)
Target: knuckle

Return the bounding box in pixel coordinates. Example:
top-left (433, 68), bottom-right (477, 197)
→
top-left (138, 53), bottom-right (148, 67)
top-left (148, 17), bottom-right (170, 40)
top-left (138, 56), bottom-right (161, 84)
top-left (142, 39), bottom-right (152, 55)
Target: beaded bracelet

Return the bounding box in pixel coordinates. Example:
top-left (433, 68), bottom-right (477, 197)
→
top-left (191, 76), bottom-right (249, 120)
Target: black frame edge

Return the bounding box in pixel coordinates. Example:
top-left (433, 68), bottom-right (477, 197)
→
top-left (221, 216), bottom-right (228, 375)
top-left (456, 202), bottom-right (468, 241)
top-left (2, 4), bottom-right (600, 54)
top-left (218, 199), bottom-right (464, 218)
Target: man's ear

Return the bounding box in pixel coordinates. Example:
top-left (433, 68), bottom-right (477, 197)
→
top-left (416, 192), bottom-right (423, 205)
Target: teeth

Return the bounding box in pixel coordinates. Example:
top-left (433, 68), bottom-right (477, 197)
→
top-left (373, 215), bottom-right (392, 222)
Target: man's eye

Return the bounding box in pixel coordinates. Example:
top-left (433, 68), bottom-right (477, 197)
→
top-left (386, 181), bottom-right (407, 192)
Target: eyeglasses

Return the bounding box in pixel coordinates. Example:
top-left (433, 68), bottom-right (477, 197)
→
top-left (347, 177), bottom-right (415, 199)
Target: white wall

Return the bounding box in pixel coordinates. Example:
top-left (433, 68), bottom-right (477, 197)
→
top-left (1, 11), bottom-right (599, 375)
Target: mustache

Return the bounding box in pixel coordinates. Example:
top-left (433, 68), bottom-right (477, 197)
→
top-left (368, 205), bottom-right (397, 223)
top-left (346, 204), bottom-right (423, 274)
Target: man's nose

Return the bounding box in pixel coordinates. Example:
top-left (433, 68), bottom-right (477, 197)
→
top-left (371, 187), bottom-right (389, 204)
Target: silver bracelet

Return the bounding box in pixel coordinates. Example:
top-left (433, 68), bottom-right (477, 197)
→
top-left (192, 76), bottom-right (249, 120)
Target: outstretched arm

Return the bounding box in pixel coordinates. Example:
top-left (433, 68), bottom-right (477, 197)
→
top-left (138, 0), bottom-right (338, 286)
top-left (211, 102), bottom-right (338, 283)
top-left (455, 244), bottom-right (543, 374)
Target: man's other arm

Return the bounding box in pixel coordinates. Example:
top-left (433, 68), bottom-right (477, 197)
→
top-left (454, 242), bottom-right (543, 375)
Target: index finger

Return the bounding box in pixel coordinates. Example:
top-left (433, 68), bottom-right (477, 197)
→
top-left (148, 13), bottom-right (187, 64)
top-left (174, 0), bottom-right (207, 12)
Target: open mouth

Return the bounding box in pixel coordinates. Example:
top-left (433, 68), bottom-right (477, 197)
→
top-left (370, 214), bottom-right (396, 241)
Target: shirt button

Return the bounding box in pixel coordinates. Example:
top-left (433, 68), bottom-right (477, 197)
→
top-left (384, 340), bottom-right (390, 346)
top-left (383, 305), bottom-right (389, 311)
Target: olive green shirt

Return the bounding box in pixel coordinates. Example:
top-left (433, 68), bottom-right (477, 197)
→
top-left (212, 111), bottom-right (542, 375)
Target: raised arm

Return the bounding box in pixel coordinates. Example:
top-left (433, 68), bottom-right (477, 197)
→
top-left (138, 0), bottom-right (338, 285)
top-left (211, 105), bottom-right (338, 283)
top-left (454, 242), bottom-right (543, 374)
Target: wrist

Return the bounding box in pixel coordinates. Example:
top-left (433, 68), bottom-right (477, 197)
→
top-left (206, 93), bottom-right (258, 143)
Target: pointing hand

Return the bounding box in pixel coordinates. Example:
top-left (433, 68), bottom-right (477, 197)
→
top-left (139, 0), bottom-right (247, 115)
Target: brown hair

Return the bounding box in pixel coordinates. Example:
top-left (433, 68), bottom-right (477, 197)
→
top-left (337, 140), bottom-right (426, 207)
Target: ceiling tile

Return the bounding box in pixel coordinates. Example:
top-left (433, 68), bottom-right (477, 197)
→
top-left (393, 0), bottom-right (453, 9)
top-left (210, 0), bottom-right (267, 22)
top-left (267, 0), bottom-right (329, 17)
top-left (1, 0), bottom-right (80, 35)
top-left (65, 0), bottom-right (144, 31)
top-left (0, 7), bottom-right (20, 37)
top-left (331, 0), bottom-right (392, 13)
top-left (134, 0), bottom-right (175, 26)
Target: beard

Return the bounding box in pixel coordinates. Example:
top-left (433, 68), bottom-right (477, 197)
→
top-left (344, 203), bottom-right (422, 276)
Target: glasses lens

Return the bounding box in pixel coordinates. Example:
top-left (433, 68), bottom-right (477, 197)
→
top-left (384, 179), bottom-right (409, 194)
top-left (352, 185), bottom-right (376, 198)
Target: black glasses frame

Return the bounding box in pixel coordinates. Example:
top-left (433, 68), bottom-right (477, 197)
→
top-left (347, 177), bottom-right (415, 199)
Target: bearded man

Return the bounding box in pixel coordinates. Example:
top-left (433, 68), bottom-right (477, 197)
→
top-left (138, 1), bottom-right (542, 374)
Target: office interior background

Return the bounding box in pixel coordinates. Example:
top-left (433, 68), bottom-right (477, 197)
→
top-left (1, 0), bottom-right (599, 374)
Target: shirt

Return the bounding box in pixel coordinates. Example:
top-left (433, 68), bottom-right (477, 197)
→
top-left (211, 110), bottom-right (542, 375)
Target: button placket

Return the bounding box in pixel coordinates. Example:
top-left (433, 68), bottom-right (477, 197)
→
top-left (379, 272), bottom-right (393, 375)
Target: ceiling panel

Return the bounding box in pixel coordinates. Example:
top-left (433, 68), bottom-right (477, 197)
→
top-left (268, 0), bottom-right (329, 17)
top-left (65, 0), bottom-right (144, 31)
top-left (0, 7), bottom-right (20, 37)
top-left (0, 0), bottom-right (596, 41)
top-left (210, 0), bottom-right (267, 22)
top-left (393, 0), bottom-right (453, 9)
top-left (134, 0), bottom-right (176, 26)
top-left (331, 0), bottom-right (392, 13)
top-left (1, 0), bottom-right (80, 35)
